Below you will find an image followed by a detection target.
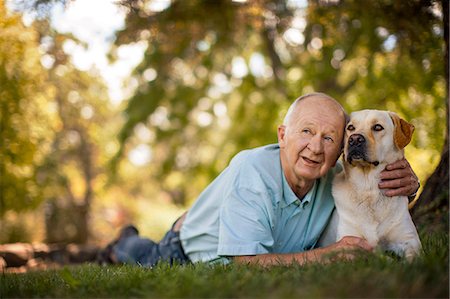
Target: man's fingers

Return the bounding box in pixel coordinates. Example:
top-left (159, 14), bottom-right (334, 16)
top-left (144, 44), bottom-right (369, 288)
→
top-left (379, 168), bottom-right (410, 180)
top-left (383, 186), bottom-right (411, 197)
top-left (339, 236), bottom-right (374, 251)
top-left (379, 158), bottom-right (419, 198)
top-left (379, 175), bottom-right (417, 189)
top-left (379, 174), bottom-right (419, 198)
top-left (385, 158), bottom-right (409, 171)
top-left (354, 239), bottom-right (373, 251)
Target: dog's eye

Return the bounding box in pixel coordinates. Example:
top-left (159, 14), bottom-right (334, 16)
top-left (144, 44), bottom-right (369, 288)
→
top-left (347, 124), bottom-right (355, 131)
top-left (373, 124), bottom-right (384, 131)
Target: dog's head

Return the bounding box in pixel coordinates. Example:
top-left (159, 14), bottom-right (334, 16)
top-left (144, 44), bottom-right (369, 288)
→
top-left (343, 110), bottom-right (414, 167)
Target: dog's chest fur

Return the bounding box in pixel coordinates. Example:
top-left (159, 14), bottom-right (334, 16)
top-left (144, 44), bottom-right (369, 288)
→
top-left (332, 165), bottom-right (408, 246)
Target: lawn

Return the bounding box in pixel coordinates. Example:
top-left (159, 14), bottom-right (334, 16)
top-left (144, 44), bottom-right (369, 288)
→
top-left (1, 231), bottom-right (448, 298)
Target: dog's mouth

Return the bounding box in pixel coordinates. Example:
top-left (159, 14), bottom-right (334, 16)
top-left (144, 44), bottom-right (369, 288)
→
top-left (346, 149), bottom-right (380, 167)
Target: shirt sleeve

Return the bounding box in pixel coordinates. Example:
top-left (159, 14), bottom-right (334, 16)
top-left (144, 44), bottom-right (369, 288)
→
top-left (217, 186), bottom-right (275, 257)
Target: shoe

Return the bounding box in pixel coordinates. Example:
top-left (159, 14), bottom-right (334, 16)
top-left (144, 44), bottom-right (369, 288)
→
top-left (96, 243), bottom-right (116, 265)
top-left (96, 225), bottom-right (139, 265)
top-left (118, 225), bottom-right (139, 239)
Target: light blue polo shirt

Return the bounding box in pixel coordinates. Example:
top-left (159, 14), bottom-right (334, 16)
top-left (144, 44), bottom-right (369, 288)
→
top-left (180, 144), bottom-right (340, 264)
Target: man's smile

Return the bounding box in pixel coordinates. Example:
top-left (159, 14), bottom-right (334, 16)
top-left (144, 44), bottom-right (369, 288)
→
top-left (301, 156), bottom-right (321, 166)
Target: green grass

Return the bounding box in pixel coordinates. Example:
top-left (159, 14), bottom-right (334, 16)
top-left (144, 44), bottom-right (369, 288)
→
top-left (1, 231), bottom-right (448, 298)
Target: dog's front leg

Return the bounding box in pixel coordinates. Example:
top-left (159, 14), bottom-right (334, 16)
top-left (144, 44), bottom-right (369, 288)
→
top-left (383, 214), bottom-right (421, 260)
top-left (336, 216), bottom-right (379, 247)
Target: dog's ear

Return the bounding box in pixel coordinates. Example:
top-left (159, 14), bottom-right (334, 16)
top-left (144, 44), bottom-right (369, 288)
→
top-left (389, 112), bottom-right (415, 149)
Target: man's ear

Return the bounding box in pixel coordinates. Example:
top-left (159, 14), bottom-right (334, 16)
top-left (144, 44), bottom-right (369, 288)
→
top-left (277, 125), bottom-right (286, 148)
top-left (389, 112), bottom-right (415, 149)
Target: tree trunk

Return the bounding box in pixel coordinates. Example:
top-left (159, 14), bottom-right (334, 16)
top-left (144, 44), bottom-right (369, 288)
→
top-left (411, 0), bottom-right (449, 231)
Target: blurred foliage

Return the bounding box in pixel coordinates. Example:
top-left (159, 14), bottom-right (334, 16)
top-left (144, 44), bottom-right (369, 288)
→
top-left (303, 0), bottom-right (445, 146)
top-left (113, 0), bottom-right (446, 206)
top-left (109, 0), bottom-right (292, 205)
top-left (0, 0), bottom-right (54, 216)
top-left (34, 22), bottom-right (112, 243)
top-left (0, 0), bottom-right (122, 243)
top-left (8, 0), bottom-right (71, 17)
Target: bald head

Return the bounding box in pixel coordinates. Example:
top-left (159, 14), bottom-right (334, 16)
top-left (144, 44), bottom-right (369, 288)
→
top-left (283, 93), bottom-right (348, 127)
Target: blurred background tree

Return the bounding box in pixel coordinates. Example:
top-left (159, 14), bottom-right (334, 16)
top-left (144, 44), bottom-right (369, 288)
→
top-left (1, 0), bottom-right (127, 243)
top-left (32, 22), bottom-right (112, 244)
top-left (1, 0), bottom-right (55, 241)
top-left (1, 0), bottom-right (447, 244)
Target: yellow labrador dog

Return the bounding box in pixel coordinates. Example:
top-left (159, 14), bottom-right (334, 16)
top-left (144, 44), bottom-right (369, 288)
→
top-left (320, 110), bottom-right (421, 260)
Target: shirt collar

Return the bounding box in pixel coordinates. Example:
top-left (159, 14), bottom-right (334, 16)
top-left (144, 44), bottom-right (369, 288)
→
top-left (281, 172), bottom-right (318, 209)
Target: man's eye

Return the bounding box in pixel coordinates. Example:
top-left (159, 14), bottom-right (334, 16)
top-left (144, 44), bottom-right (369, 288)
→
top-left (324, 136), bottom-right (334, 143)
top-left (347, 124), bottom-right (355, 131)
top-left (373, 124), bottom-right (384, 131)
top-left (302, 129), bottom-right (312, 134)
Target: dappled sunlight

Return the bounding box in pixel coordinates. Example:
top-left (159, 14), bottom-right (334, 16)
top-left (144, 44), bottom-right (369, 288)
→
top-left (128, 144), bottom-right (153, 167)
top-left (231, 56), bottom-right (248, 78)
top-left (406, 146), bottom-right (441, 196)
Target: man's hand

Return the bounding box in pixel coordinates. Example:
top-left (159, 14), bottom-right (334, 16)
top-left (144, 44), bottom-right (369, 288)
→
top-left (322, 236), bottom-right (374, 262)
top-left (378, 158), bottom-right (420, 197)
top-left (332, 236), bottom-right (374, 252)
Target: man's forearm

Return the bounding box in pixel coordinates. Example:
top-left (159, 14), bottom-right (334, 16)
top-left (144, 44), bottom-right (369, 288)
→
top-left (232, 247), bottom-right (333, 267)
top-left (231, 236), bottom-right (374, 267)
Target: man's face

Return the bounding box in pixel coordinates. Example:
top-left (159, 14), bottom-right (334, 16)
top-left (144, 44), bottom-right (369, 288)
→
top-left (278, 97), bottom-right (345, 186)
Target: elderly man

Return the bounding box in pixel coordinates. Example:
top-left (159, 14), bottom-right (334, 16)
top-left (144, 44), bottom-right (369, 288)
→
top-left (99, 92), bottom-right (419, 267)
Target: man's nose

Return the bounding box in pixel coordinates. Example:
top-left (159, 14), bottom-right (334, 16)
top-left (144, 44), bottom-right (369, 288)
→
top-left (308, 134), bottom-right (324, 153)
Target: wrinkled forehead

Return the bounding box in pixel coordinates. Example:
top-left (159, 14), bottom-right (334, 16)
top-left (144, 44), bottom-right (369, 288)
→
top-left (349, 110), bottom-right (394, 129)
top-left (298, 97), bottom-right (346, 120)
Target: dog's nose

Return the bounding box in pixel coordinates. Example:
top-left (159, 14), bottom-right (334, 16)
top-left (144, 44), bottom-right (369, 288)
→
top-left (348, 134), bottom-right (365, 147)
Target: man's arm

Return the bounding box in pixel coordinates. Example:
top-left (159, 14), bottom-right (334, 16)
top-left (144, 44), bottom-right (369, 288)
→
top-left (379, 158), bottom-right (420, 199)
top-left (232, 236), bottom-right (373, 267)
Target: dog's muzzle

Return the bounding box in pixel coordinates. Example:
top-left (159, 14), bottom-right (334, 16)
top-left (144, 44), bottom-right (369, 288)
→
top-left (346, 134), bottom-right (379, 166)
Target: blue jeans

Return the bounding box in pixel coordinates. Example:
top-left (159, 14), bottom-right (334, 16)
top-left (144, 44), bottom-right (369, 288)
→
top-left (112, 224), bottom-right (190, 267)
